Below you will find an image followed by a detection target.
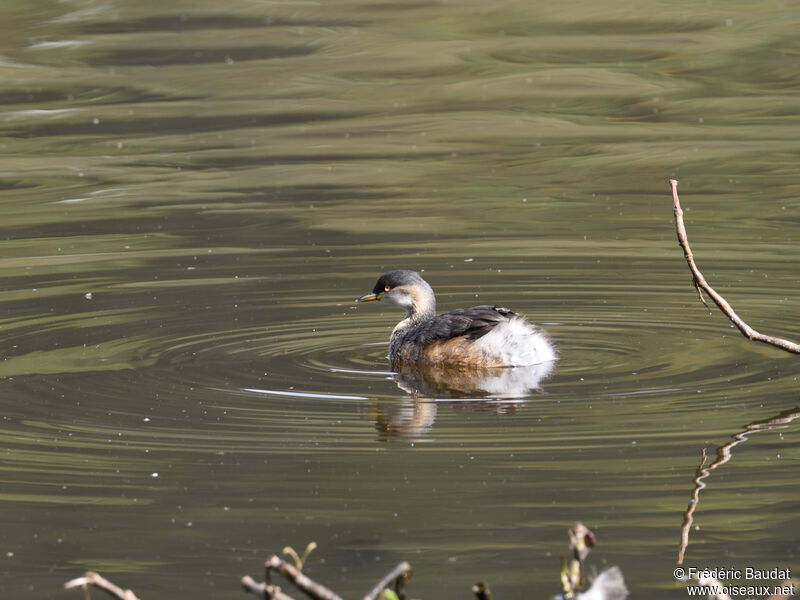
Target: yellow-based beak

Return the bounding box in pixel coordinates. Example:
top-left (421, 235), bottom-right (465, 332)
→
top-left (356, 291), bottom-right (383, 302)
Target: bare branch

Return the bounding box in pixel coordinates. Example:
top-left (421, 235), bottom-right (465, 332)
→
top-left (241, 575), bottom-right (297, 600)
top-left (670, 179), bottom-right (800, 353)
top-left (64, 572), bottom-right (140, 600)
top-left (362, 562), bottom-right (412, 600)
top-left (266, 555), bottom-right (344, 600)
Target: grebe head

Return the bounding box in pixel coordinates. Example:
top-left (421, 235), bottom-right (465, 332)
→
top-left (356, 269), bottom-right (436, 321)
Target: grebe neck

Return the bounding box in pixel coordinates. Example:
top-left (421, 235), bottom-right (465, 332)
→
top-left (405, 293), bottom-right (436, 326)
top-left (391, 295), bottom-right (435, 338)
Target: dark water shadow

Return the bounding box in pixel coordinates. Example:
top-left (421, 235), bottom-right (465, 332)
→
top-left (79, 14), bottom-right (362, 35)
top-left (93, 44), bottom-right (317, 67)
top-left (6, 110), bottom-right (355, 139)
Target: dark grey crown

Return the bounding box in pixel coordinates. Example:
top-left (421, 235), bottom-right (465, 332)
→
top-left (372, 269), bottom-right (427, 294)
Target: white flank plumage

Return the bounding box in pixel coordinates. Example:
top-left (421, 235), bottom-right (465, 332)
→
top-left (471, 316), bottom-right (557, 366)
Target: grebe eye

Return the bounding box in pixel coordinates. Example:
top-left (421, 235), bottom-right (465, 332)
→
top-left (384, 285), bottom-right (391, 292)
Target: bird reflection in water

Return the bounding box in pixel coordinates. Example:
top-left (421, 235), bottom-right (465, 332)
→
top-left (371, 360), bottom-right (558, 441)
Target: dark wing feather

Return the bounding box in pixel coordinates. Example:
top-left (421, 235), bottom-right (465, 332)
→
top-left (405, 305), bottom-right (517, 346)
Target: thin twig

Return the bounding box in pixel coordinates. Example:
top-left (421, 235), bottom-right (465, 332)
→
top-left (670, 179), bottom-right (800, 353)
top-left (266, 555), bottom-right (344, 600)
top-left (241, 576), bottom-right (269, 599)
top-left (362, 562), bottom-right (412, 600)
top-left (64, 572), bottom-right (141, 600)
top-left (241, 575), bottom-right (297, 600)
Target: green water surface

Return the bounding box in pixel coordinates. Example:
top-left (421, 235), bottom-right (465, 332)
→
top-left (1, 1), bottom-right (799, 598)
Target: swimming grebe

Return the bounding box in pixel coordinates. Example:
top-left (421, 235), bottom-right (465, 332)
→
top-left (356, 270), bottom-right (557, 368)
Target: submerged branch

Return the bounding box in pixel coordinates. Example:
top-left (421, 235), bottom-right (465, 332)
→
top-left (670, 179), bottom-right (800, 353)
